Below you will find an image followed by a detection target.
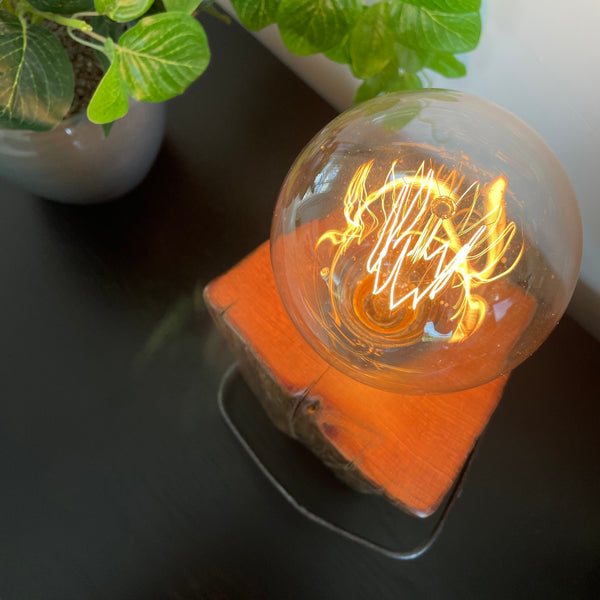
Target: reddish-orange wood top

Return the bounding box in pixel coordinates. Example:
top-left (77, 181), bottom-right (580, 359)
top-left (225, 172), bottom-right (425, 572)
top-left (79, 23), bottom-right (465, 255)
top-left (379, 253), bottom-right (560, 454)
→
top-left (205, 241), bottom-right (535, 517)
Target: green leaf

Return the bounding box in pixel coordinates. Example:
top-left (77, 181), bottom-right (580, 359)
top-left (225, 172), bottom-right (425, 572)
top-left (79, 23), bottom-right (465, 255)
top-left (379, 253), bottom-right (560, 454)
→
top-left (95, 0), bottom-right (154, 22)
top-left (230, 0), bottom-right (279, 30)
top-left (354, 62), bottom-right (422, 104)
top-left (90, 15), bottom-right (126, 42)
top-left (348, 2), bottom-right (394, 78)
top-left (278, 0), bottom-right (361, 56)
top-left (398, 0), bottom-right (480, 14)
top-left (395, 42), bottom-right (425, 74)
top-left (164, 0), bottom-right (201, 14)
top-left (324, 35), bottom-right (350, 64)
top-left (90, 15), bottom-right (126, 71)
top-left (0, 11), bottom-right (73, 131)
top-left (87, 43), bottom-right (128, 124)
top-left (354, 61), bottom-right (398, 103)
top-left (116, 12), bottom-right (210, 102)
top-left (426, 51), bottom-right (466, 77)
top-left (355, 75), bottom-right (390, 105)
top-left (101, 121), bottom-right (113, 137)
top-left (27, 0), bottom-right (94, 13)
top-left (390, 72), bottom-right (423, 91)
top-left (394, 4), bottom-right (481, 54)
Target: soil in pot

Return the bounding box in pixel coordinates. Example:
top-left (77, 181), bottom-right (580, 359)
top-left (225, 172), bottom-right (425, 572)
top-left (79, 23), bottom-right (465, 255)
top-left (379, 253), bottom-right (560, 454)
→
top-left (44, 20), bottom-right (105, 119)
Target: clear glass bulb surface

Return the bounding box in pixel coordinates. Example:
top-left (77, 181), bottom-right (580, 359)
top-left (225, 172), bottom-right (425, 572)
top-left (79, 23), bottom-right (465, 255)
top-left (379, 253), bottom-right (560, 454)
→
top-left (271, 90), bottom-right (582, 394)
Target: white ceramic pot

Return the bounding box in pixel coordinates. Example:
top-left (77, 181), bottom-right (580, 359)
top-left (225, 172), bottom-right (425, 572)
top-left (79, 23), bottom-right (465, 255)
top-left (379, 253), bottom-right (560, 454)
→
top-left (0, 100), bottom-right (166, 204)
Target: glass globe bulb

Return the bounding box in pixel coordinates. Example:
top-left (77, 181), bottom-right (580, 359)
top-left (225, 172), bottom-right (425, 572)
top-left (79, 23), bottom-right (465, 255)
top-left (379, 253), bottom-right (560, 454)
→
top-left (270, 90), bottom-right (582, 394)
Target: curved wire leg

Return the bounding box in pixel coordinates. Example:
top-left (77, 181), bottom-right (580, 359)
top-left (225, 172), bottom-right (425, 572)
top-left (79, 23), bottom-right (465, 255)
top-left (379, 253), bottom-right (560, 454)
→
top-left (218, 363), bottom-right (479, 560)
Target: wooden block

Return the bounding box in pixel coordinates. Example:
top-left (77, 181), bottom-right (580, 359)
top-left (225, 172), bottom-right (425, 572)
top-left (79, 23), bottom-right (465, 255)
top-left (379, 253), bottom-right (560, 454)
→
top-left (204, 241), bottom-right (531, 517)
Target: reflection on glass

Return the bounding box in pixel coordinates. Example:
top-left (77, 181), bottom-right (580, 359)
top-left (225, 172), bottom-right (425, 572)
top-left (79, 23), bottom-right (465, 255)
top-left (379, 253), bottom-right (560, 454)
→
top-left (271, 90), bottom-right (582, 394)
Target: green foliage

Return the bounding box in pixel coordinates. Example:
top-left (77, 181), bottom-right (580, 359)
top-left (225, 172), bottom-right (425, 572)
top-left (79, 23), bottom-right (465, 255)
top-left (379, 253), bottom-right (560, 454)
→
top-left (277, 0), bottom-right (361, 56)
top-left (0, 11), bottom-right (73, 130)
top-left (229, 0), bottom-right (278, 30)
top-left (163, 0), bottom-right (202, 14)
top-left (394, 3), bottom-right (480, 54)
top-left (233, 0), bottom-right (482, 103)
top-left (87, 44), bottom-right (128, 123)
top-left (27, 0), bottom-right (94, 14)
top-left (399, 0), bottom-right (480, 13)
top-left (354, 62), bottom-right (422, 104)
top-left (394, 43), bottom-right (425, 74)
top-left (426, 52), bottom-right (467, 78)
top-left (113, 13), bottom-right (210, 101)
top-left (349, 2), bottom-right (394, 78)
top-left (0, 0), bottom-right (482, 132)
top-left (0, 0), bottom-right (210, 130)
top-left (94, 0), bottom-right (154, 22)
top-left (86, 10), bottom-right (209, 123)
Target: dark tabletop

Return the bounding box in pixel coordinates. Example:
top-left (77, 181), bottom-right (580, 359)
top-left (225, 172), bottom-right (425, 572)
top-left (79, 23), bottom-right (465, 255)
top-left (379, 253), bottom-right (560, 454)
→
top-left (1, 15), bottom-right (599, 600)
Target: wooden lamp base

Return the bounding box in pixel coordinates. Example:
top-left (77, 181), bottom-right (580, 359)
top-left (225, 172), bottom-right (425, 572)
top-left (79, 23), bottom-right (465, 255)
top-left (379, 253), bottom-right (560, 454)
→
top-left (204, 242), bottom-right (512, 518)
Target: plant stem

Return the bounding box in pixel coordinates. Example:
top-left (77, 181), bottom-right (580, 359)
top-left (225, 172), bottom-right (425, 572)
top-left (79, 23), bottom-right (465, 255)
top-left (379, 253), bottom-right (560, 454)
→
top-left (72, 12), bottom-right (108, 43)
top-left (201, 4), bottom-right (231, 24)
top-left (67, 26), bottom-right (106, 52)
top-left (18, 0), bottom-right (92, 31)
top-left (70, 26), bottom-right (106, 44)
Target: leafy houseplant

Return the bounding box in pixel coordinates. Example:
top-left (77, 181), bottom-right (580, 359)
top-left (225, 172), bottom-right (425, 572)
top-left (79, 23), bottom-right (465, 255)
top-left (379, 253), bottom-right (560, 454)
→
top-left (228, 0), bottom-right (482, 102)
top-left (0, 0), bottom-right (212, 131)
top-left (0, 0), bottom-right (481, 132)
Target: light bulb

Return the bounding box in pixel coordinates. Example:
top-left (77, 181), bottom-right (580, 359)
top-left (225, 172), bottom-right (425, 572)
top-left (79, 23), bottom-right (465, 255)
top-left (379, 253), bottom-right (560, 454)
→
top-left (270, 90), bottom-right (582, 394)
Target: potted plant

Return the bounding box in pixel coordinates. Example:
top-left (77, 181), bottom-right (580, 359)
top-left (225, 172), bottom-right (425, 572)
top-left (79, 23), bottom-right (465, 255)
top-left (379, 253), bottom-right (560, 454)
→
top-left (0, 0), bottom-right (211, 202)
top-left (0, 0), bottom-right (481, 203)
top-left (225, 0), bottom-right (482, 103)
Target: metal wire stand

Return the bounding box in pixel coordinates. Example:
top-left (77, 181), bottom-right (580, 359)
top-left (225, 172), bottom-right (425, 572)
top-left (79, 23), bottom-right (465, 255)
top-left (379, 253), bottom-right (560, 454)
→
top-left (218, 363), bottom-right (480, 560)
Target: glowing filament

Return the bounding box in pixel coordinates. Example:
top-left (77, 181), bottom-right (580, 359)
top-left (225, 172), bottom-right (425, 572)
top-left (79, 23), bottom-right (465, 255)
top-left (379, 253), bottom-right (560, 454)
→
top-left (317, 161), bottom-right (523, 343)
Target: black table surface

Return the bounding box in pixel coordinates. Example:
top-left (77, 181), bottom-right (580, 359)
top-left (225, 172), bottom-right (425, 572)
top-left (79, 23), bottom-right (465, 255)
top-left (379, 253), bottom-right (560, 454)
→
top-left (1, 16), bottom-right (599, 600)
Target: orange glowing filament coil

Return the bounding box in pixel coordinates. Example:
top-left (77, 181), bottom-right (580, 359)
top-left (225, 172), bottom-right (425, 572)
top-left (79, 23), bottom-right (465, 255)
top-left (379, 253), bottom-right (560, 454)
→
top-left (317, 161), bottom-right (524, 344)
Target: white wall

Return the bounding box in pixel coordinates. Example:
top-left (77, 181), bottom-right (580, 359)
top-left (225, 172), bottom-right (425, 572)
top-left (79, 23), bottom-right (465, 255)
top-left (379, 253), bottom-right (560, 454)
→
top-left (220, 0), bottom-right (600, 339)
